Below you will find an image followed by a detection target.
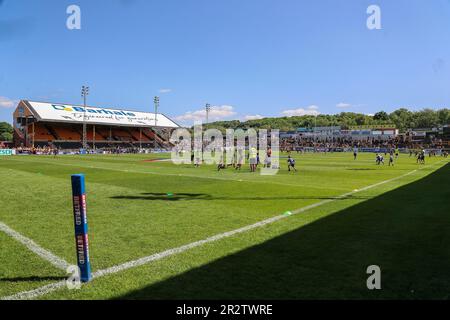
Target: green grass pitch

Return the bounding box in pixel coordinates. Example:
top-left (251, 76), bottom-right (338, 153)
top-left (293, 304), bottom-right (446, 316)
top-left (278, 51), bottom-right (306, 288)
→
top-left (0, 152), bottom-right (449, 299)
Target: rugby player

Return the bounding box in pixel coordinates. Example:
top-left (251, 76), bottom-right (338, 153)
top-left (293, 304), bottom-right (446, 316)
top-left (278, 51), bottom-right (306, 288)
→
top-left (389, 152), bottom-right (394, 166)
top-left (249, 147), bottom-right (258, 172)
top-left (287, 156), bottom-right (297, 172)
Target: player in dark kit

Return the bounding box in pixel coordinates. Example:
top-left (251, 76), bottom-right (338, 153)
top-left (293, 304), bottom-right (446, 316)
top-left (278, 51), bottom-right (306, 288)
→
top-left (217, 155), bottom-right (226, 171)
top-left (376, 154), bottom-right (385, 165)
top-left (389, 152), bottom-right (394, 166)
top-left (417, 151), bottom-right (426, 164)
top-left (287, 156), bottom-right (297, 172)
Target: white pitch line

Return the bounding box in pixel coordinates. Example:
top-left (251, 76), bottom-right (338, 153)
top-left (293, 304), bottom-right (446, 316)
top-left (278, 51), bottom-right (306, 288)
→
top-left (3, 161), bottom-right (445, 301)
top-left (0, 222), bottom-right (70, 271)
top-left (1, 281), bottom-right (67, 301)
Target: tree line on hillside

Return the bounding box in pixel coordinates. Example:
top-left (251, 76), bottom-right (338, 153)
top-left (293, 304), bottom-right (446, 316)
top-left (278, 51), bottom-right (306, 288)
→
top-left (205, 108), bottom-right (450, 133)
top-left (0, 122), bottom-right (13, 142)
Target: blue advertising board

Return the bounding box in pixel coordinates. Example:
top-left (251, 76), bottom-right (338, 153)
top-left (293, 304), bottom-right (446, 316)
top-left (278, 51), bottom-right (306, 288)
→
top-left (0, 149), bottom-right (13, 156)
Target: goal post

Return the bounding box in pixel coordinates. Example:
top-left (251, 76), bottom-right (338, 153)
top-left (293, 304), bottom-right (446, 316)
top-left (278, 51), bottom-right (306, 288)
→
top-left (71, 174), bottom-right (92, 283)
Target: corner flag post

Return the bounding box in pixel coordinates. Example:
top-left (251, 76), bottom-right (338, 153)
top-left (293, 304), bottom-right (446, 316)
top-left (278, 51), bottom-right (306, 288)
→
top-left (71, 174), bottom-right (92, 283)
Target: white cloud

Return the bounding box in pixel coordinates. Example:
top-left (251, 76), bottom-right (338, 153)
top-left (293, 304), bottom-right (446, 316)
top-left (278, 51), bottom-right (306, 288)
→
top-left (0, 97), bottom-right (16, 109)
top-left (336, 102), bottom-right (352, 109)
top-left (244, 114), bottom-right (264, 121)
top-left (158, 89), bottom-right (172, 94)
top-left (281, 105), bottom-right (320, 117)
top-left (174, 105), bottom-right (237, 124)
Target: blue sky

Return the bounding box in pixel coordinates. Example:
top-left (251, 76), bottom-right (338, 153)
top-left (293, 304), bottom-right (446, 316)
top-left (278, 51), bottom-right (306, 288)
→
top-left (1, 0), bottom-right (450, 125)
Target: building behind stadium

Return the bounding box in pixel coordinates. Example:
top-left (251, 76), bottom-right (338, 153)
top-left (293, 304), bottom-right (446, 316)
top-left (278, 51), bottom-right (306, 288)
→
top-left (282, 125), bottom-right (449, 143)
top-left (280, 125), bottom-right (400, 140)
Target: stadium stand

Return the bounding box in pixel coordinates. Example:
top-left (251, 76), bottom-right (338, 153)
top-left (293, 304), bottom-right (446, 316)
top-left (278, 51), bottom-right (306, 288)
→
top-left (13, 100), bottom-right (179, 150)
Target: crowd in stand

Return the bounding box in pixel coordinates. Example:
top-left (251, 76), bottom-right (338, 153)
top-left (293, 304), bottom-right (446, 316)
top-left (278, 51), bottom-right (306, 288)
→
top-left (12, 146), bottom-right (56, 155)
top-left (9, 145), bottom-right (165, 155)
top-left (280, 135), bottom-right (446, 152)
top-left (0, 142), bottom-right (12, 149)
top-left (3, 134), bottom-right (448, 154)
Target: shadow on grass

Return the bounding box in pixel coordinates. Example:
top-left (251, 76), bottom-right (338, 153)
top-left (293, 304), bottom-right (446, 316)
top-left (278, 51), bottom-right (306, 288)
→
top-left (110, 193), bottom-right (369, 201)
top-left (116, 163), bottom-right (450, 300)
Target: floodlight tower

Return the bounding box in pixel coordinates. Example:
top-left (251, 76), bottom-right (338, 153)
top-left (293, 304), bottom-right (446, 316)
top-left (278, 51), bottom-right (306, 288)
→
top-left (314, 113), bottom-right (321, 152)
top-left (315, 113), bottom-right (317, 144)
top-left (81, 85), bottom-right (89, 150)
top-left (154, 96), bottom-right (160, 127)
top-left (205, 103), bottom-right (211, 126)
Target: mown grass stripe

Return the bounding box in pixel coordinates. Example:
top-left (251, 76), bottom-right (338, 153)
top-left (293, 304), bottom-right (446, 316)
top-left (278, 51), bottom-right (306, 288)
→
top-left (1, 157), bottom-right (348, 191)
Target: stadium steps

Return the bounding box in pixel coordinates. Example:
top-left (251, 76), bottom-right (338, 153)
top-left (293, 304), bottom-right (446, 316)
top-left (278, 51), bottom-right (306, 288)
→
top-left (45, 125), bottom-right (60, 140)
top-left (125, 128), bottom-right (140, 142)
top-left (151, 128), bottom-right (174, 149)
